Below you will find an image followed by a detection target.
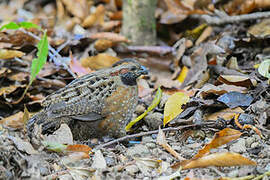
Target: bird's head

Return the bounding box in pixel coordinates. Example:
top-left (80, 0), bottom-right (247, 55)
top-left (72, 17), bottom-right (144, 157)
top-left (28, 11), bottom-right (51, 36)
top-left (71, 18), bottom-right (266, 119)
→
top-left (111, 58), bottom-right (148, 86)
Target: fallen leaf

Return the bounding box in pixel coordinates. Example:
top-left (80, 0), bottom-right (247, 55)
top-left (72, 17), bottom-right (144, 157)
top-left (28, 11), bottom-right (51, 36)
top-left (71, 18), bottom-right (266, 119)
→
top-left (205, 107), bottom-right (244, 121)
top-left (42, 141), bottom-right (68, 153)
top-left (0, 49), bottom-right (25, 59)
top-left (66, 144), bottom-right (92, 154)
top-left (177, 66), bottom-right (189, 83)
top-left (217, 91), bottom-right (254, 108)
top-left (195, 26), bottom-right (213, 45)
top-left (181, 152), bottom-right (256, 169)
top-left (81, 53), bottom-right (120, 70)
top-left (102, 20), bottom-right (121, 31)
top-left (0, 85), bottom-right (23, 96)
top-left (248, 19), bottom-right (270, 38)
top-left (0, 111), bottom-right (24, 129)
top-left (89, 32), bottom-right (129, 43)
top-left (70, 56), bottom-right (92, 77)
top-left (82, 4), bottom-right (105, 27)
top-left (134, 157), bottom-right (162, 176)
top-left (8, 72), bottom-right (29, 82)
top-left (126, 87), bottom-right (162, 131)
top-left (8, 136), bottom-right (38, 154)
top-left (94, 39), bottom-right (113, 51)
top-left (92, 150), bottom-right (107, 170)
top-left (194, 128), bottom-right (242, 159)
top-left (200, 83), bottom-right (247, 99)
top-left (217, 75), bottom-right (257, 88)
top-left (44, 124), bottom-right (73, 145)
top-left (258, 59), bottom-right (270, 79)
top-left (62, 152), bottom-right (90, 164)
top-left (163, 92), bottom-right (190, 126)
top-left (61, 0), bottom-right (89, 19)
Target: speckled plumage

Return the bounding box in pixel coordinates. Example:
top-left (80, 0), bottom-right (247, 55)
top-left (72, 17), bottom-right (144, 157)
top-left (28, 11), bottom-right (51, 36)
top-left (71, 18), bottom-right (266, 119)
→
top-left (27, 59), bottom-right (148, 140)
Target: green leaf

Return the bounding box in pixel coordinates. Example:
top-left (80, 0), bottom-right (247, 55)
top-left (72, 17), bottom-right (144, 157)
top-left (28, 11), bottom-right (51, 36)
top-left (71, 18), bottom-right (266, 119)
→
top-left (125, 87), bottom-right (162, 131)
top-left (19, 22), bottom-right (41, 29)
top-left (258, 59), bottom-right (270, 79)
top-left (11, 30), bottom-right (48, 104)
top-left (42, 141), bottom-right (67, 153)
top-left (0, 22), bottom-right (20, 31)
top-left (0, 21), bottom-right (41, 31)
top-left (30, 31), bottom-right (48, 84)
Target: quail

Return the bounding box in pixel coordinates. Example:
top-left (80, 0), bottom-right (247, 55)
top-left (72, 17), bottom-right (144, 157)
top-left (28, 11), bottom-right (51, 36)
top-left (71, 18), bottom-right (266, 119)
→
top-left (27, 58), bottom-right (148, 140)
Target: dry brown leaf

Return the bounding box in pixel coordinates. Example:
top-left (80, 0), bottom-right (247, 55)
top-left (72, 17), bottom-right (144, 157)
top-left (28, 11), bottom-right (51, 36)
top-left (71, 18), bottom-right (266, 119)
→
top-left (89, 32), bottom-right (129, 43)
top-left (0, 49), bottom-right (25, 59)
top-left (217, 75), bottom-right (257, 88)
top-left (8, 72), bottom-right (29, 82)
top-left (66, 144), bottom-right (92, 154)
top-left (194, 128), bottom-right (242, 159)
top-left (205, 107), bottom-right (244, 121)
top-left (64, 152), bottom-right (90, 161)
top-left (181, 43), bottom-right (224, 88)
top-left (94, 39), bottom-right (114, 51)
top-left (109, 11), bottom-right (122, 20)
top-left (39, 79), bottom-right (67, 88)
top-left (195, 26), bottom-right (213, 45)
top-left (0, 85), bottom-right (23, 96)
top-left (224, 0), bottom-right (270, 15)
top-left (82, 4), bottom-right (105, 28)
top-left (181, 152), bottom-right (256, 169)
top-left (0, 111), bottom-right (24, 129)
top-left (81, 53), bottom-right (120, 70)
top-left (0, 31), bottom-right (36, 47)
top-left (70, 56), bottom-right (92, 77)
top-left (248, 18), bottom-right (270, 38)
top-left (102, 20), bottom-right (121, 31)
top-left (200, 83), bottom-right (247, 99)
top-left (0, 67), bottom-right (11, 76)
top-left (61, 0), bottom-right (89, 19)
top-left (38, 63), bottom-right (58, 78)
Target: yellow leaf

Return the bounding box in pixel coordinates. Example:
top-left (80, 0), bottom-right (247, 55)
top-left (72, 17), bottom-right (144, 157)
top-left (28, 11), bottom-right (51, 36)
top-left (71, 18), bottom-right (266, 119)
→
top-left (163, 92), bottom-right (190, 126)
top-left (253, 63), bottom-right (260, 68)
top-left (177, 66), bottom-right (189, 83)
top-left (0, 49), bottom-right (25, 59)
top-left (125, 87), bottom-right (162, 131)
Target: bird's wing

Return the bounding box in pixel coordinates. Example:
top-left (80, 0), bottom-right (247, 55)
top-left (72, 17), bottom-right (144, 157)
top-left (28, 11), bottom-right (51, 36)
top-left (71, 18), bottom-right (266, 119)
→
top-left (42, 73), bottom-right (117, 120)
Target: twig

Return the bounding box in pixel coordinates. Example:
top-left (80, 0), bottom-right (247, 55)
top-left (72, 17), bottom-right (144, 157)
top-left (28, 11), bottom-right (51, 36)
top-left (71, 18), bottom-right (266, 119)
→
top-left (194, 11), bottom-right (270, 25)
top-left (44, 170), bottom-right (69, 180)
top-left (96, 122), bottom-right (215, 149)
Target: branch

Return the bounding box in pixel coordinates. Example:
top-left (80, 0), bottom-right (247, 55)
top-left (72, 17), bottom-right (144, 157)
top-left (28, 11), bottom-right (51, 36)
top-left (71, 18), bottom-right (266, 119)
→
top-left (96, 122), bottom-right (215, 149)
top-left (194, 11), bottom-right (270, 25)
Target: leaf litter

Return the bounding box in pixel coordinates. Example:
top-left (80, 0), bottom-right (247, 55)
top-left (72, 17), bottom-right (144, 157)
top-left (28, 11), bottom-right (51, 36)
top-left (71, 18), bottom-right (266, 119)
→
top-left (0, 0), bottom-right (270, 179)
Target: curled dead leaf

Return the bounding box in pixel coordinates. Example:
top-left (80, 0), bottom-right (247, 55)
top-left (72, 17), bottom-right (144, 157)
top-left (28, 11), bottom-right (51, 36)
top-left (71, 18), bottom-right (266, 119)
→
top-left (89, 32), bottom-right (129, 43)
top-left (81, 53), bottom-right (120, 70)
top-left (0, 49), bottom-right (25, 59)
top-left (94, 39), bottom-right (113, 51)
top-left (181, 152), bottom-right (256, 169)
top-left (217, 75), bottom-right (257, 88)
top-left (0, 111), bottom-right (24, 129)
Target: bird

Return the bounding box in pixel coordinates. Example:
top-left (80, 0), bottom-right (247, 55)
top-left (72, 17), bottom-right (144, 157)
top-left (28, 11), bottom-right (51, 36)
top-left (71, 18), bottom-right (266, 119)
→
top-left (27, 58), bottom-right (148, 140)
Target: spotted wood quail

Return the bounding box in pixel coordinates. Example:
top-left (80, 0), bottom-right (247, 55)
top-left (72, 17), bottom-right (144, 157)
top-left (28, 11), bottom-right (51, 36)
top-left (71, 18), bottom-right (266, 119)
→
top-left (27, 58), bottom-right (148, 140)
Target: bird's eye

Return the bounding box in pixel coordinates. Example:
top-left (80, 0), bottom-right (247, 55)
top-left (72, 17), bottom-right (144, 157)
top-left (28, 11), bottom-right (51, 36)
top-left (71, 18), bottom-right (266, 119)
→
top-left (131, 66), bottom-right (137, 71)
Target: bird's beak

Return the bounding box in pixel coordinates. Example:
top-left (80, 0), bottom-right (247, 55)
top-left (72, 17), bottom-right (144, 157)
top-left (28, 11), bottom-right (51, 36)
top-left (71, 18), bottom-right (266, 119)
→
top-left (138, 65), bottom-right (148, 75)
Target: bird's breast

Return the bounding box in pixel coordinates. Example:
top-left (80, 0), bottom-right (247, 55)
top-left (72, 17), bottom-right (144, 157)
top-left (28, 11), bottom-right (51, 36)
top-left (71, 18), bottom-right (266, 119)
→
top-left (99, 85), bottom-right (138, 137)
